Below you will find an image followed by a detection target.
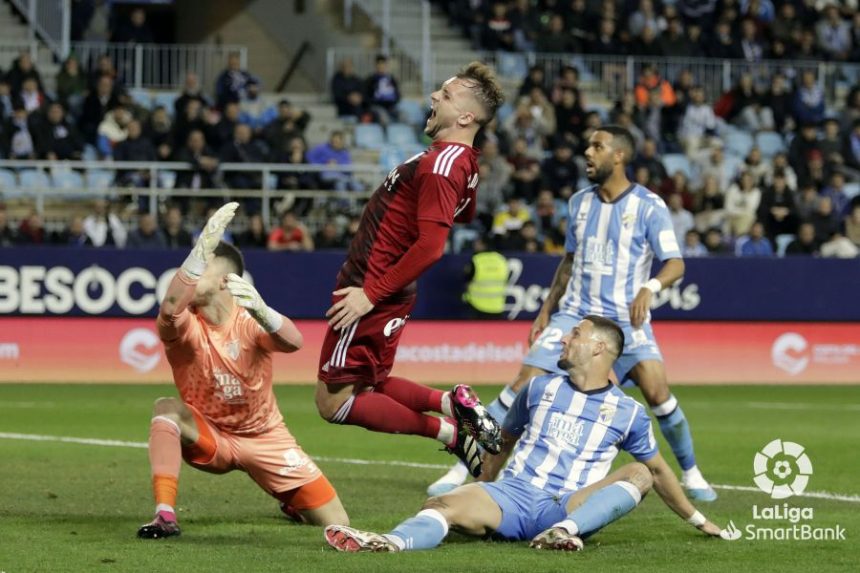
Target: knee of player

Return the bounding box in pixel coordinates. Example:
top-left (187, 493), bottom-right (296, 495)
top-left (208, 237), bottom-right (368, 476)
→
top-left (152, 396), bottom-right (183, 417)
top-left (314, 393), bottom-right (339, 422)
top-left (627, 462), bottom-right (654, 495)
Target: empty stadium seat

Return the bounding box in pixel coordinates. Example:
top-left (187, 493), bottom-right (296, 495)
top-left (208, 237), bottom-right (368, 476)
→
top-left (19, 169), bottom-right (51, 189)
top-left (843, 182), bottom-right (860, 200)
top-left (496, 102), bottom-right (514, 125)
top-left (379, 146), bottom-right (403, 171)
top-left (724, 131), bottom-right (754, 158)
top-left (158, 170), bottom-right (177, 189)
top-left (354, 124), bottom-right (386, 150)
top-left (0, 168), bottom-right (19, 198)
top-left (397, 100), bottom-right (426, 126)
top-left (498, 52), bottom-right (528, 78)
top-left (776, 233), bottom-right (796, 257)
top-left (82, 144), bottom-right (99, 161)
top-left (128, 88), bottom-right (152, 109)
top-left (662, 153), bottom-right (693, 179)
top-left (86, 170), bottom-right (115, 191)
top-left (755, 132), bottom-right (786, 158)
top-left (386, 123), bottom-right (418, 146)
top-left (51, 169), bottom-right (85, 189)
top-left (152, 92), bottom-right (177, 112)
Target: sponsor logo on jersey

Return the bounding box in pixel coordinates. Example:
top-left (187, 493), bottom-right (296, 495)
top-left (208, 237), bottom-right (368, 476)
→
top-left (213, 367), bottom-right (244, 403)
top-left (547, 412), bottom-right (585, 447)
top-left (225, 339), bottom-right (240, 361)
top-left (383, 315), bottom-right (409, 337)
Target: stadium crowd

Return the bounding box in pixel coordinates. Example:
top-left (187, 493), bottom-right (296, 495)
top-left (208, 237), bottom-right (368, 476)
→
top-left (2, 0), bottom-right (860, 257)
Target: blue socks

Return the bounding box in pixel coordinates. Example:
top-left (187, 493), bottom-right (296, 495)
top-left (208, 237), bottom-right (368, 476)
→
top-left (653, 395), bottom-right (696, 471)
top-left (387, 509), bottom-right (449, 551)
top-left (487, 386), bottom-right (517, 425)
top-left (555, 481), bottom-right (641, 537)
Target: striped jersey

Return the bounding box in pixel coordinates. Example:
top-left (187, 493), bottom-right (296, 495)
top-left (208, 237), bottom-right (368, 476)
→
top-left (501, 373), bottom-right (658, 496)
top-left (337, 141), bottom-right (479, 302)
top-left (560, 183), bottom-right (681, 323)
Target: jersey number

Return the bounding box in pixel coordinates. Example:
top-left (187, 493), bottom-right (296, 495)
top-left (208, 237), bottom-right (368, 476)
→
top-left (534, 327), bottom-right (564, 351)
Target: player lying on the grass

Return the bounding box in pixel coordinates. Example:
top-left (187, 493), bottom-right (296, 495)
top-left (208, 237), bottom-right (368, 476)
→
top-left (324, 316), bottom-right (724, 553)
top-left (314, 62), bottom-right (506, 477)
top-left (429, 125), bottom-right (717, 501)
top-left (138, 202), bottom-right (348, 539)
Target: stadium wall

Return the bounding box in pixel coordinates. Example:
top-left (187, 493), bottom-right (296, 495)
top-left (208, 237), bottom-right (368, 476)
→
top-left (1, 248), bottom-right (857, 384)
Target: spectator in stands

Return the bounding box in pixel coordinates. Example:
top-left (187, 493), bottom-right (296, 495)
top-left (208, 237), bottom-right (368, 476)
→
top-left (743, 146), bottom-right (770, 186)
top-left (684, 23), bottom-right (707, 58)
top-left (331, 59), bottom-right (364, 118)
top-left (739, 17), bottom-right (766, 61)
top-left (261, 99), bottom-right (311, 155)
top-left (703, 227), bottom-right (730, 255)
top-left (629, 0), bottom-right (660, 38)
top-left (533, 189), bottom-right (564, 242)
top-left (307, 131), bottom-right (360, 192)
top-left (504, 101), bottom-right (553, 159)
top-left (509, 0), bottom-right (541, 51)
top-left (56, 56), bottom-right (87, 112)
top-left (343, 215), bottom-right (361, 244)
top-left (0, 79), bottom-right (13, 121)
top-left (114, 119), bottom-right (156, 187)
top-left (844, 118), bottom-right (860, 172)
top-left (786, 222), bottom-right (819, 255)
top-left (365, 55), bottom-right (401, 123)
top-left (540, 142), bottom-right (578, 199)
top-left (588, 18), bottom-right (624, 54)
top-left (35, 102), bottom-right (83, 161)
top-left (694, 175), bottom-right (727, 232)
top-left (19, 77), bottom-right (46, 114)
top-left (80, 75), bottom-right (119, 144)
top-left (173, 72), bottom-right (211, 119)
top-left (507, 136), bottom-right (541, 201)
top-left (820, 229), bottom-right (860, 258)
top-left (632, 138), bottom-right (667, 185)
top-left (51, 215), bottom-right (90, 246)
top-left (554, 88), bottom-right (587, 146)
top-left (172, 98), bottom-right (208, 152)
top-left (803, 149), bottom-right (828, 190)
top-left (819, 117), bottom-right (845, 170)
top-left (840, 87), bottom-right (860, 132)
top-left (338, 89), bottom-right (377, 124)
top-left (658, 170), bottom-right (694, 211)
top-left (682, 229), bottom-right (708, 257)
top-left (238, 79), bottom-right (276, 132)
top-left (491, 196), bottom-right (531, 247)
top-left (127, 212), bottom-right (167, 248)
top-left (810, 195), bottom-right (840, 243)
top-left (795, 182), bottom-right (821, 222)
top-left (792, 70), bottom-right (826, 126)
top-left (551, 66), bottom-right (582, 106)
top-left (821, 171), bottom-right (851, 217)
top-left (668, 192), bottom-right (695, 244)
top-left (634, 65), bottom-right (676, 109)
top-left (766, 73), bottom-right (794, 133)
top-left (725, 170), bottom-right (762, 236)
top-left (145, 105), bottom-right (173, 161)
top-left (267, 210), bottom-right (313, 251)
top-left (659, 17), bottom-right (688, 57)
top-left (757, 171), bottom-right (798, 240)
top-left (788, 122), bottom-right (821, 183)
top-left (736, 221), bottom-right (774, 256)
top-left (816, 4), bottom-right (851, 61)
top-left (844, 204), bottom-right (860, 246)
top-left (83, 199), bottom-right (127, 247)
top-left (272, 136), bottom-right (318, 205)
top-left (96, 103), bottom-right (132, 157)
top-left (707, 19), bottom-right (742, 59)
top-left (763, 152), bottom-right (798, 191)
top-left (112, 7), bottom-right (154, 43)
top-left (235, 213), bottom-right (268, 249)
top-left (161, 205), bottom-right (193, 248)
top-left (679, 86), bottom-right (721, 153)
top-left (519, 66), bottom-right (548, 99)
top-left (537, 13), bottom-right (576, 53)
top-left (771, 1), bottom-right (802, 45)
top-left (476, 139), bottom-right (512, 230)
top-left (0, 207), bottom-right (17, 246)
top-left (174, 129), bottom-right (219, 191)
top-left (6, 51), bottom-right (44, 95)
top-left (3, 103), bottom-right (37, 160)
top-left (204, 101), bottom-right (239, 152)
top-left (16, 210), bottom-right (46, 245)
top-left (215, 52), bottom-right (255, 110)
top-left (314, 221), bottom-right (347, 250)
top-left (482, 2), bottom-right (515, 51)
top-left (634, 165), bottom-right (656, 191)
top-left (219, 123), bottom-right (266, 192)
top-left (739, 98), bottom-right (776, 133)
top-left (566, 0), bottom-right (591, 49)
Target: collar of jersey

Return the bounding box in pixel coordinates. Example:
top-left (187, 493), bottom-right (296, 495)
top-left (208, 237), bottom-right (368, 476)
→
top-left (592, 183), bottom-right (636, 204)
top-left (566, 376), bottom-right (614, 395)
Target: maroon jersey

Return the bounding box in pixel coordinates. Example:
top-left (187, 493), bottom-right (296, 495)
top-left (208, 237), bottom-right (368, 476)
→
top-left (337, 141), bottom-right (479, 301)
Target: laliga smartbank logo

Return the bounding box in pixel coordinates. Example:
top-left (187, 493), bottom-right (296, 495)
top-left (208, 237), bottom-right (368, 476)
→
top-left (722, 440), bottom-right (845, 542)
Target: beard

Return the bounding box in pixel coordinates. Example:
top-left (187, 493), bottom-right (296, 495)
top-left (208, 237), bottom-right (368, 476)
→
top-left (424, 121), bottom-right (441, 138)
top-left (587, 161), bottom-right (613, 184)
top-left (557, 357), bottom-right (574, 371)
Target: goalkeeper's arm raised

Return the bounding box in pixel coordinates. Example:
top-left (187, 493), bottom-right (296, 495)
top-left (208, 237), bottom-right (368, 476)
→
top-left (226, 273), bottom-right (303, 353)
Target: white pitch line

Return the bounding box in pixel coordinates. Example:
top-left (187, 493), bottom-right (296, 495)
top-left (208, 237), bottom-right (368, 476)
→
top-left (2, 432), bottom-right (859, 503)
top-left (742, 402), bottom-right (860, 412)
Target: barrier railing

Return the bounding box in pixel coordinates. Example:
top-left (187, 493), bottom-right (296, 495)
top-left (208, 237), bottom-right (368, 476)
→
top-left (8, 0), bottom-right (70, 59)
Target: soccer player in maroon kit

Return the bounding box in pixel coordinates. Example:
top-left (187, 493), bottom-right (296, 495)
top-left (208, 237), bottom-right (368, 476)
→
top-left (315, 62), bottom-right (505, 475)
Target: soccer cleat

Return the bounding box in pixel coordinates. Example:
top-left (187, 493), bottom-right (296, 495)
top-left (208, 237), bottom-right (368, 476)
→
top-left (529, 527), bottom-right (584, 551)
top-left (450, 384), bottom-right (502, 455)
top-left (137, 511), bottom-right (181, 539)
top-left (324, 525), bottom-right (400, 553)
top-left (684, 484), bottom-right (718, 502)
top-left (444, 422), bottom-right (483, 479)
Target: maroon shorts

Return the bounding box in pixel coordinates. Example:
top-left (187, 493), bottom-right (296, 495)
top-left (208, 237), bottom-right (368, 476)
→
top-left (318, 296), bottom-right (416, 386)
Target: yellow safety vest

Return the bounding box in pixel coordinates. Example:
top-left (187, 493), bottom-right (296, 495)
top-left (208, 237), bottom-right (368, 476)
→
top-left (465, 252), bottom-right (508, 314)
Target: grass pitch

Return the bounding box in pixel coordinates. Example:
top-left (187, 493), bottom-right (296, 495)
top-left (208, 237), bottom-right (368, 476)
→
top-left (1, 384), bottom-right (858, 573)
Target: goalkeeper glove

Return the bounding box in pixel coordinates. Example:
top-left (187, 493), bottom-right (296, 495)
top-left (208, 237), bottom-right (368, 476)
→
top-left (226, 273), bottom-right (284, 332)
top-left (181, 201), bottom-right (239, 280)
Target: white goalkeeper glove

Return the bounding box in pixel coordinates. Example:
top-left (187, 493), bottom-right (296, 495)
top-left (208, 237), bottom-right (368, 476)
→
top-left (226, 273), bottom-right (284, 332)
top-left (181, 201), bottom-right (240, 280)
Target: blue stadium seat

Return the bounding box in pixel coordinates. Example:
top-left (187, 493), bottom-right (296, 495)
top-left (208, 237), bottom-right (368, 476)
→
top-left (498, 52), bottom-right (528, 79)
top-left (354, 124), bottom-right (386, 150)
top-left (158, 170), bottom-right (177, 189)
top-left (662, 153), bottom-right (693, 179)
top-left (379, 146), bottom-right (404, 171)
top-left (397, 100), bottom-right (426, 126)
top-left (496, 102), bottom-right (514, 125)
top-left (724, 131), bottom-right (754, 158)
top-left (386, 123), bottom-right (418, 146)
top-left (843, 182), bottom-right (860, 200)
top-left (51, 169), bottom-right (85, 189)
top-left (128, 88), bottom-right (152, 109)
top-left (755, 132), bottom-right (786, 158)
top-left (775, 233), bottom-right (796, 257)
top-left (82, 144), bottom-right (99, 161)
top-left (152, 92), bottom-right (177, 113)
top-left (19, 169), bottom-right (51, 189)
top-left (0, 168), bottom-right (19, 197)
top-left (86, 169), bottom-right (115, 191)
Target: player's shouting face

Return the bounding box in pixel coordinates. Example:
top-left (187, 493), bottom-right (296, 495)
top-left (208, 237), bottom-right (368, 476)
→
top-left (425, 77), bottom-right (482, 139)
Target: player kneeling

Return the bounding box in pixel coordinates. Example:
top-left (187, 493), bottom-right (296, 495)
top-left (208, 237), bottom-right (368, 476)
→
top-left (324, 316), bottom-right (725, 552)
top-left (138, 203), bottom-right (348, 539)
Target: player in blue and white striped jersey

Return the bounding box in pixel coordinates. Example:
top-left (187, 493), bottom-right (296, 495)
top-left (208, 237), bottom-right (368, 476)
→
top-left (324, 316), bottom-right (724, 553)
top-left (429, 125), bottom-right (717, 501)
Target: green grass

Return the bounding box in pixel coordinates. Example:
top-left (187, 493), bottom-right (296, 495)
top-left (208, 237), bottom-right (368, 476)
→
top-left (1, 384), bottom-right (858, 573)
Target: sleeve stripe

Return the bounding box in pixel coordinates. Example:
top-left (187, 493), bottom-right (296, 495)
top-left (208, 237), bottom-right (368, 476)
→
top-left (433, 145), bottom-right (465, 177)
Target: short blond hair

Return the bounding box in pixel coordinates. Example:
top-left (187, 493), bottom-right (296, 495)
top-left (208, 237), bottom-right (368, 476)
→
top-left (456, 61), bottom-right (505, 127)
